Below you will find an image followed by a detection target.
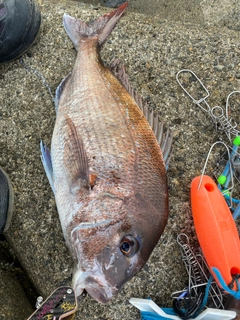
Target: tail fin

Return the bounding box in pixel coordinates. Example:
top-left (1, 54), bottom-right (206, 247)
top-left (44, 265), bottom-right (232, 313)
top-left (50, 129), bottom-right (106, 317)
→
top-left (63, 2), bottom-right (128, 50)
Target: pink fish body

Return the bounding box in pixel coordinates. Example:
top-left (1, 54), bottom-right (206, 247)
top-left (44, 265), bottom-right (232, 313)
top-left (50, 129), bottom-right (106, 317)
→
top-left (41, 2), bottom-right (172, 303)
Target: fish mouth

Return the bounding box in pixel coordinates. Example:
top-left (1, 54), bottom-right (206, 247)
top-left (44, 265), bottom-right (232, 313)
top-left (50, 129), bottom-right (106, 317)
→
top-left (85, 276), bottom-right (117, 304)
top-left (73, 269), bottom-right (117, 304)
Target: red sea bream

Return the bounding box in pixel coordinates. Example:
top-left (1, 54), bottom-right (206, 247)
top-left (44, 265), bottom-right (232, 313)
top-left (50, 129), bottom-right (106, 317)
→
top-left (41, 2), bottom-right (172, 304)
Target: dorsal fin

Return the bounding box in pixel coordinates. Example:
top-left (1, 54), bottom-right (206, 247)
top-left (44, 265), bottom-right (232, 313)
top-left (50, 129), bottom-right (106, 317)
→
top-left (109, 58), bottom-right (173, 168)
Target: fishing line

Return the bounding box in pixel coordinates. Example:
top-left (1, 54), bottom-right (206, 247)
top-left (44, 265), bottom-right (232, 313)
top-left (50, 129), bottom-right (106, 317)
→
top-left (19, 58), bottom-right (55, 103)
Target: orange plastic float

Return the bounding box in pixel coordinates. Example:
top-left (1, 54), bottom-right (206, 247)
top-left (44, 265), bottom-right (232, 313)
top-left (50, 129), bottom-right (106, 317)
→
top-left (191, 175), bottom-right (240, 292)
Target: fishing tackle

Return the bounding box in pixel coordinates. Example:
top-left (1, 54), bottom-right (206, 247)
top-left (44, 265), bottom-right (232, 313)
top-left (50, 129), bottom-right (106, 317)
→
top-left (176, 69), bottom-right (240, 142)
top-left (172, 285), bottom-right (205, 319)
top-left (217, 136), bottom-right (240, 209)
top-left (191, 175), bottom-right (240, 296)
top-left (129, 297), bottom-right (236, 320)
top-left (190, 138), bottom-right (240, 296)
top-left (195, 139), bottom-right (240, 216)
top-left (172, 233), bottom-right (224, 309)
top-left (20, 58), bottom-right (55, 103)
top-left (27, 286), bottom-right (78, 320)
top-left (225, 91), bottom-right (240, 141)
top-left (198, 141), bottom-right (234, 201)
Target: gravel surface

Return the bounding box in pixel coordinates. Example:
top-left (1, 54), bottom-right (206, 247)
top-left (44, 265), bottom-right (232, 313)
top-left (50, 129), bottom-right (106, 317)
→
top-left (0, 0), bottom-right (240, 319)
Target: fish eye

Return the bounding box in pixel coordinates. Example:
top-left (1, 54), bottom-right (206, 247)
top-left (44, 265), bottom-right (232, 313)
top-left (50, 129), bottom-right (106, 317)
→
top-left (120, 235), bottom-right (139, 257)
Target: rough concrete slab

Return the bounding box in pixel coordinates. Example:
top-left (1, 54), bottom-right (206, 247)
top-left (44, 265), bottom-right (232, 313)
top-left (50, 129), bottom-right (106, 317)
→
top-left (1, 0), bottom-right (240, 319)
top-left (88, 0), bottom-right (205, 23)
top-left (75, 0), bottom-right (240, 28)
top-left (0, 241), bottom-right (34, 319)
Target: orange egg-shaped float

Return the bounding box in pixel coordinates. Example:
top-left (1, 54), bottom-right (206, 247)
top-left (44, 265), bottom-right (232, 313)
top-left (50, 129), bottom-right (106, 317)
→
top-left (191, 175), bottom-right (240, 291)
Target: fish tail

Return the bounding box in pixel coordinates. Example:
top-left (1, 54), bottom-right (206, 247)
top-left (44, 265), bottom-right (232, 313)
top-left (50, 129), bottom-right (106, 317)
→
top-left (63, 2), bottom-right (128, 50)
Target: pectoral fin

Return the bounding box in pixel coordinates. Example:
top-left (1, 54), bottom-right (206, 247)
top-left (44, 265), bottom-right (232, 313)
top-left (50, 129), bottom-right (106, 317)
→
top-left (64, 116), bottom-right (90, 193)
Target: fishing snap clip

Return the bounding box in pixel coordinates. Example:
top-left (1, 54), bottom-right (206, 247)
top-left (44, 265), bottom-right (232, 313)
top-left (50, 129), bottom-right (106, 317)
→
top-left (176, 69), bottom-right (240, 143)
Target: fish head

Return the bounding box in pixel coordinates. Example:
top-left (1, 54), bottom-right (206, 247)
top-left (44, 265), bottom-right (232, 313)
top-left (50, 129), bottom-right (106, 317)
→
top-left (70, 190), bottom-right (168, 303)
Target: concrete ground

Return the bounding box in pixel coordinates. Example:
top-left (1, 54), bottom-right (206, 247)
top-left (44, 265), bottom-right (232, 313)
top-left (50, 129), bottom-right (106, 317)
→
top-left (0, 0), bottom-right (240, 319)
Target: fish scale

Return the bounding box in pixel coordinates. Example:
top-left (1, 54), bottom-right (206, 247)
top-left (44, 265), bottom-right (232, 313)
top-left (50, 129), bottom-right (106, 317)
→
top-left (41, 2), bottom-right (172, 304)
top-left (60, 61), bottom-right (138, 190)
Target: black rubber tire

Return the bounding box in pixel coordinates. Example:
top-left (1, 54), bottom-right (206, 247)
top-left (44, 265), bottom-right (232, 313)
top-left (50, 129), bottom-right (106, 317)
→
top-left (0, 167), bottom-right (14, 234)
top-left (0, 0), bottom-right (41, 63)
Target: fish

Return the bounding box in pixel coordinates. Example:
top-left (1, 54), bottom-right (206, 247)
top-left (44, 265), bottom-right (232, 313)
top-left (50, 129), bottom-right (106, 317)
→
top-left (41, 2), bottom-right (172, 304)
